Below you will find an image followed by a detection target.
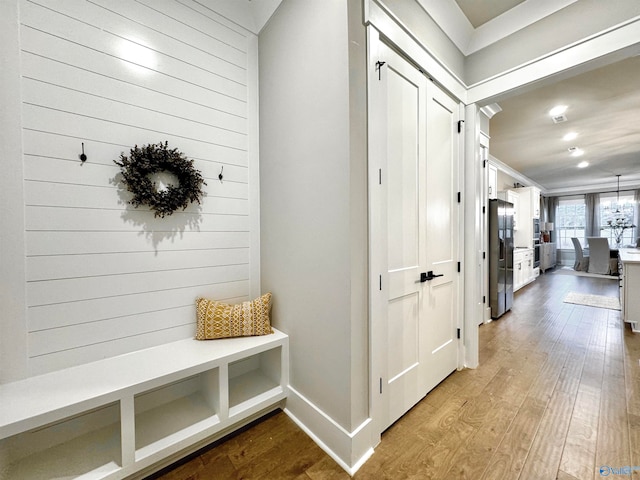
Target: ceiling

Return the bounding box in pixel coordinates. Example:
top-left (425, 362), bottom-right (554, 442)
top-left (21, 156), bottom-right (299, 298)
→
top-left (454, 0), bottom-right (525, 28)
top-left (452, 0), bottom-right (640, 195)
top-left (489, 56), bottom-right (640, 194)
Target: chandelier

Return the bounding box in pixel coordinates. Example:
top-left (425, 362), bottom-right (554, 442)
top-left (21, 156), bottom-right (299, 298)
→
top-left (605, 174), bottom-right (635, 247)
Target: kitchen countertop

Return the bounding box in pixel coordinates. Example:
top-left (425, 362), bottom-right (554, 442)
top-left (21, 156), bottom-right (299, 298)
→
top-left (619, 248), bottom-right (640, 263)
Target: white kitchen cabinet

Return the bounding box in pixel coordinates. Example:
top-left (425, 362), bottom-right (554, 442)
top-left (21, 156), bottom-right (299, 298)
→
top-left (514, 250), bottom-right (524, 291)
top-left (532, 188), bottom-right (541, 219)
top-left (620, 249), bottom-right (640, 332)
top-left (506, 190), bottom-right (519, 231)
top-left (488, 163), bottom-right (498, 200)
top-left (524, 249), bottom-right (535, 284)
top-left (512, 186), bottom-right (540, 247)
top-left (514, 248), bottom-right (535, 292)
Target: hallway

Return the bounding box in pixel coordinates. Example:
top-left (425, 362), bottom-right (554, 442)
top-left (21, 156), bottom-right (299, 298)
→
top-left (153, 271), bottom-right (639, 479)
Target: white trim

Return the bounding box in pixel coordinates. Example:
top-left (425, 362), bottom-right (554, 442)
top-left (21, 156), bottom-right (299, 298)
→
top-left (416, 0), bottom-right (577, 55)
top-left (0, 0), bottom-right (28, 383)
top-left (487, 156), bottom-right (640, 197)
top-left (462, 104), bottom-right (481, 369)
top-left (479, 134), bottom-right (492, 326)
top-left (366, 0), bottom-right (467, 103)
top-left (544, 180), bottom-right (640, 198)
top-left (469, 0), bottom-right (578, 54)
top-left (247, 33), bottom-right (261, 299)
top-left (367, 1), bottom-right (640, 109)
top-left (467, 16), bottom-right (640, 104)
top-left (366, 25), bottom-right (386, 449)
top-left (414, 0), bottom-right (473, 53)
top-left (456, 102), bottom-right (467, 370)
top-left (283, 385), bottom-right (374, 475)
top-left (489, 155), bottom-right (546, 194)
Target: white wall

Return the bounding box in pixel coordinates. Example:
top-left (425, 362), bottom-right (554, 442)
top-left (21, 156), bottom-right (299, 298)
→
top-left (259, 0), bottom-right (369, 452)
top-left (1, 0), bottom-right (260, 380)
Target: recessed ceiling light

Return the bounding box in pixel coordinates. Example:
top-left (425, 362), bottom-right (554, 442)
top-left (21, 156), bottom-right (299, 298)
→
top-left (569, 147), bottom-right (584, 157)
top-left (549, 105), bottom-right (568, 116)
top-left (577, 161), bottom-right (589, 168)
top-left (563, 132), bottom-right (578, 141)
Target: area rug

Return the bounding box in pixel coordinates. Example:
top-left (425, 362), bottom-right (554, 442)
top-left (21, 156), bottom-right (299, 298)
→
top-left (552, 266), bottom-right (618, 280)
top-left (563, 292), bottom-right (620, 310)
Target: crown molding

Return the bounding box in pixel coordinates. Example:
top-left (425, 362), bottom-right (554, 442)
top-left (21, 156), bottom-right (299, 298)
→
top-left (488, 154), bottom-right (546, 193)
top-left (416, 0), bottom-right (577, 55)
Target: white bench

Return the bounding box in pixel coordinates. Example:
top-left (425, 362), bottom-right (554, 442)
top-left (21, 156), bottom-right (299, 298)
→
top-left (0, 329), bottom-right (288, 479)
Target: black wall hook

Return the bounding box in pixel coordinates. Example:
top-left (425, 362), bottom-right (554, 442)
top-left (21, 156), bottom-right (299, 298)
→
top-left (79, 143), bottom-right (87, 163)
top-left (218, 166), bottom-right (224, 182)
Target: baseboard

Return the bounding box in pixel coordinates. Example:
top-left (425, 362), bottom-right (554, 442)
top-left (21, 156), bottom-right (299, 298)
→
top-left (283, 385), bottom-right (375, 476)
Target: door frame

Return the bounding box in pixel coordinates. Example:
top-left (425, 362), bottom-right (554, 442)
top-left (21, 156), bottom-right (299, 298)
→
top-left (367, 28), bottom-right (466, 441)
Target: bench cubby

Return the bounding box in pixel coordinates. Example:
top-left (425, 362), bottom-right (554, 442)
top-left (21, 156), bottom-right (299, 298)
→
top-left (0, 329), bottom-right (288, 479)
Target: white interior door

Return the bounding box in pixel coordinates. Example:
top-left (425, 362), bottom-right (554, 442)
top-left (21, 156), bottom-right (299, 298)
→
top-left (370, 43), bottom-right (460, 432)
top-left (422, 80), bottom-right (460, 394)
top-left (384, 46), bottom-right (428, 427)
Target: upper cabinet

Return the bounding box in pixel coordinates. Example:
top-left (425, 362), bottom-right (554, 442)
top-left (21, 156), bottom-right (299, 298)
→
top-left (506, 190), bottom-right (519, 231)
top-left (510, 186), bottom-right (541, 247)
top-left (488, 163), bottom-right (498, 200)
top-left (531, 188), bottom-right (541, 219)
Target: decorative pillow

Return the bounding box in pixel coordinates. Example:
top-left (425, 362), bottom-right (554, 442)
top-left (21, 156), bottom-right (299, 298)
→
top-left (195, 293), bottom-right (273, 340)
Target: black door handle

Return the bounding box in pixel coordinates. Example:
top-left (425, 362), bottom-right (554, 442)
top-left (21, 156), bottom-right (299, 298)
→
top-left (420, 271), bottom-right (443, 282)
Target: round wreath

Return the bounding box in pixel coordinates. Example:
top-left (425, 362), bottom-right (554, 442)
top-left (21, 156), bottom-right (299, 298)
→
top-left (115, 142), bottom-right (206, 218)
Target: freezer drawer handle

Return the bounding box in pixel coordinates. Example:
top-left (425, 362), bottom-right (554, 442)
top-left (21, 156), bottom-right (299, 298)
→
top-left (420, 271), bottom-right (443, 282)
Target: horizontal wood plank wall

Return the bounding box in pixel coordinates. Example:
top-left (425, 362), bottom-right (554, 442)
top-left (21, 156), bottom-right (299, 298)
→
top-left (19, 0), bottom-right (255, 374)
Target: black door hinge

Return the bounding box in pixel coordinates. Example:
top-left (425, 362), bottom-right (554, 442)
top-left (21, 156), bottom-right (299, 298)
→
top-left (483, 206), bottom-right (486, 214)
top-left (457, 192), bottom-right (461, 203)
top-left (457, 262), bottom-right (461, 272)
top-left (483, 295), bottom-right (486, 304)
top-left (380, 377), bottom-right (383, 394)
top-left (379, 168), bottom-right (382, 185)
top-left (457, 328), bottom-right (461, 339)
top-left (376, 61), bottom-right (386, 80)
top-left (457, 120), bottom-right (465, 133)
top-left (483, 251), bottom-right (486, 259)
top-left (379, 275), bottom-right (382, 291)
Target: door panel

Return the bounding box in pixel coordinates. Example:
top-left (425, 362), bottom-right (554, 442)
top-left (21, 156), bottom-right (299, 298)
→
top-left (386, 64), bottom-right (418, 272)
top-left (387, 294), bottom-right (419, 381)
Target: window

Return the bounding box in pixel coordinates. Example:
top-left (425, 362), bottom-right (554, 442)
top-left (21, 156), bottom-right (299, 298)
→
top-left (599, 192), bottom-right (636, 247)
top-left (556, 197), bottom-right (585, 249)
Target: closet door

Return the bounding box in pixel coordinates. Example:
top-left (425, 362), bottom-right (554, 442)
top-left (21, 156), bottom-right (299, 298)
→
top-left (370, 43), bottom-right (460, 431)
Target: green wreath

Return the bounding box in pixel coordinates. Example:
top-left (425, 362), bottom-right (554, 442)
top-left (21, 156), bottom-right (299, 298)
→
top-left (115, 141), bottom-right (206, 218)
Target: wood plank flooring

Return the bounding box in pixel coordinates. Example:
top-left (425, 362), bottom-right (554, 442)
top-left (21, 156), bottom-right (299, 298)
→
top-left (150, 270), bottom-right (640, 480)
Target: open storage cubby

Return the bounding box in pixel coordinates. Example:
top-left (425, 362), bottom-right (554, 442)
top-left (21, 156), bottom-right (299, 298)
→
top-left (0, 402), bottom-right (121, 480)
top-left (0, 329), bottom-right (288, 479)
top-left (135, 369), bottom-right (220, 461)
top-left (229, 346), bottom-right (282, 417)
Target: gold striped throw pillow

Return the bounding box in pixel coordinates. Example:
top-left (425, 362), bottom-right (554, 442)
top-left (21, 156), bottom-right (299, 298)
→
top-left (195, 293), bottom-right (273, 340)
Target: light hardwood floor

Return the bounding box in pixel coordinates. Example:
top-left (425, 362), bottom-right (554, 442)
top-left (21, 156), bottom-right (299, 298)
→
top-left (150, 270), bottom-right (640, 479)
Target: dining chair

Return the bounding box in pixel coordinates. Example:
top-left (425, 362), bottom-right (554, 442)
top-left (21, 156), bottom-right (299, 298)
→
top-left (587, 237), bottom-right (616, 275)
top-left (571, 237), bottom-right (589, 271)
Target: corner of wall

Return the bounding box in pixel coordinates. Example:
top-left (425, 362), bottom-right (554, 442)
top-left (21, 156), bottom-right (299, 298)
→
top-left (284, 386), bottom-right (374, 475)
top-left (0, 0), bottom-right (28, 383)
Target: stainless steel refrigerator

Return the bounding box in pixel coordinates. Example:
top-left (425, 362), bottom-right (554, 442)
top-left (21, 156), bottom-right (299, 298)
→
top-left (489, 199), bottom-right (514, 319)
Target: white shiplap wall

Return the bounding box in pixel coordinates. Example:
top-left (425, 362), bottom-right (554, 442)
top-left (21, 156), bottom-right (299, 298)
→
top-left (19, 0), bottom-right (258, 375)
